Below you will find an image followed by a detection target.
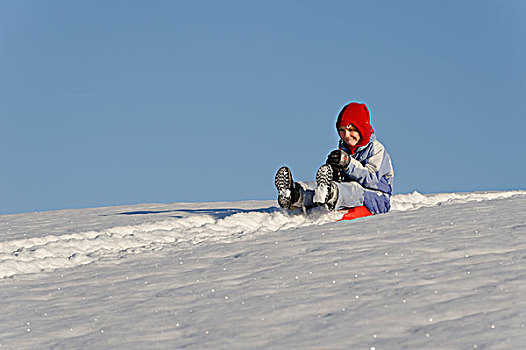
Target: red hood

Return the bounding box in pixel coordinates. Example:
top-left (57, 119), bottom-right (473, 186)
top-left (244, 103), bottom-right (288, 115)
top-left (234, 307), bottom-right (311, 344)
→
top-left (336, 102), bottom-right (374, 154)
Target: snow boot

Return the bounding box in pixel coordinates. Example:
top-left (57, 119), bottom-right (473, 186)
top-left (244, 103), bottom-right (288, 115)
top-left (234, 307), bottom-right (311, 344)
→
top-left (313, 164), bottom-right (339, 210)
top-left (274, 166), bottom-right (301, 209)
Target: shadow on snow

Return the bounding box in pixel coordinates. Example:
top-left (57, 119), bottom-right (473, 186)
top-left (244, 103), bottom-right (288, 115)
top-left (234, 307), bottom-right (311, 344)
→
top-left (107, 207), bottom-right (281, 220)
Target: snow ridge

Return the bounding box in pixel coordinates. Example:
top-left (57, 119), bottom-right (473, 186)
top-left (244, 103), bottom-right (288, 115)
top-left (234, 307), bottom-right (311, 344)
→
top-left (0, 191), bottom-right (524, 278)
top-left (0, 209), bottom-right (340, 278)
top-left (390, 190), bottom-right (526, 211)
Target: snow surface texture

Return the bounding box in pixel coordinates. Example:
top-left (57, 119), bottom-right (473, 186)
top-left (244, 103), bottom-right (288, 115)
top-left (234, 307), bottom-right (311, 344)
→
top-left (1, 191), bottom-right (525, 349)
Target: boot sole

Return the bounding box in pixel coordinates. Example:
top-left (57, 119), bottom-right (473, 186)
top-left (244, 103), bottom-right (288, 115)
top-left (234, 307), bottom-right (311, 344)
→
top-left (314, 164), bottom-right (333, 206)
top-left (275, 166), bottom-right (294, 209)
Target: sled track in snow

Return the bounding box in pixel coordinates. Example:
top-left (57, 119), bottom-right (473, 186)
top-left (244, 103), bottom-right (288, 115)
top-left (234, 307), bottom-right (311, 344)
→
top-left (0, 191), bottom-right (524, 278)
top-left (0, 209), bottom-right (341, 278)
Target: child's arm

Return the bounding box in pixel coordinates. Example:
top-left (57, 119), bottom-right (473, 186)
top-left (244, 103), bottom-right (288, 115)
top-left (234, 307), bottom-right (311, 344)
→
top-left (342, 141), bottom-right (393, 193)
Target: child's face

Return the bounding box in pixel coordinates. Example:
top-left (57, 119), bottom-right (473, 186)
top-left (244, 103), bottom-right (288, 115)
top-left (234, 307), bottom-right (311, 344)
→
top-left (338, 125), bottom-right (361, 147)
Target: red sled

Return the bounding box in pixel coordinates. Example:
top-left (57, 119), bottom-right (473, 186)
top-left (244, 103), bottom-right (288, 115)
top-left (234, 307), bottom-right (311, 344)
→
top-left (338, 206), bottom-right (373, 221)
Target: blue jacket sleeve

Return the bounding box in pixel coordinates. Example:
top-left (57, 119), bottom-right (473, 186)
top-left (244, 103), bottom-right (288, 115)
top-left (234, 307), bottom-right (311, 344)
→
top-left (342, 140), bottom-right (394, 194)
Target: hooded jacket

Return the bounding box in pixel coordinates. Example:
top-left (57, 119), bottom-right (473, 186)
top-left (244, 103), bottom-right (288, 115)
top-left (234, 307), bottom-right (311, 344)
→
top-left (336, 103), bottom-right (394, 213)
top-left (339, 136), bottom-right (394, 214)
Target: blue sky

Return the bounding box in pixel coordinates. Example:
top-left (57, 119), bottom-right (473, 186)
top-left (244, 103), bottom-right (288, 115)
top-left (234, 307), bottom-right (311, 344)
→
top-left (1, 0), bottom-right (525, 214)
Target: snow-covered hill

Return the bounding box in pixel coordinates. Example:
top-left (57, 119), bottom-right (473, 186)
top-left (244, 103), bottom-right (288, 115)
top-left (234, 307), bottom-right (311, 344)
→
top-left (1, 191), bottom-right (525, 349)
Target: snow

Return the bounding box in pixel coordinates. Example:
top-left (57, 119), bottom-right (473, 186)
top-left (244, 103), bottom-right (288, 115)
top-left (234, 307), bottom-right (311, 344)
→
top-left (312, 183), bottom-right (328, 204)
top-left (1, 191), bottom-right (525, 349)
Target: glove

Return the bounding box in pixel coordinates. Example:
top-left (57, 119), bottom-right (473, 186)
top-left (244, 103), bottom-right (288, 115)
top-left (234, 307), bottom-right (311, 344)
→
top-left (326, 149), bottom-right (350, 169)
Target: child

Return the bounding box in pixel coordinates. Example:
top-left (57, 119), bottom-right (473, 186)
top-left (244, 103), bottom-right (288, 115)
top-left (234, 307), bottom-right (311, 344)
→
top-left (274, 102), bottom-right (394, 214)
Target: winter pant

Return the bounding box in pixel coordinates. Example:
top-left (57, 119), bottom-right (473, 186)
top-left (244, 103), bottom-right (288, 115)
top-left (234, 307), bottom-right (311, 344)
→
top-left (296, 181), bottom-right (390, 214)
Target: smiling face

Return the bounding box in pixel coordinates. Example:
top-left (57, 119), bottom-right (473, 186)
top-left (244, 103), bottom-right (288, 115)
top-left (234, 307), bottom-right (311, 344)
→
top-left (338, 124), bottom-right (361, 148)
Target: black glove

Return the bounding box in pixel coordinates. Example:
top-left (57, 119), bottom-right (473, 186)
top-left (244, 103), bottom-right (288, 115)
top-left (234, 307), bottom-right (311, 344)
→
top-left (326, 149), bottom-right (350, 169)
